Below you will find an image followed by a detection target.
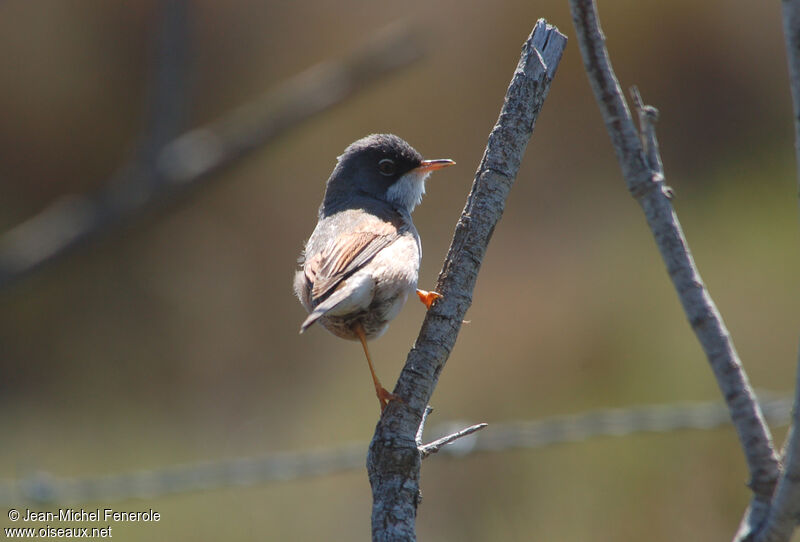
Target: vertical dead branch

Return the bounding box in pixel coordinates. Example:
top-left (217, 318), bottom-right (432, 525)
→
top-left (366, 19), bottom-right (567, 541)
top-left (568, 0), bottom-right (781, 535)
top-left (755, 351), bottom-right (800, 542)
top-left (748, 2), bottom-right (800, 540)
top-left (139, 0), bottom-right (191, 170)
top-left (782, 0), bottom-right (800, 199)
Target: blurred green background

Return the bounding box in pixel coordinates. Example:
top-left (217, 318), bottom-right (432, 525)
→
top-left (1, 0), bottom-right (799, 540)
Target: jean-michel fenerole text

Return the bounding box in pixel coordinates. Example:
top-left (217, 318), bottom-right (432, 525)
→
top-left (20, 508), bottom-right (160, 522)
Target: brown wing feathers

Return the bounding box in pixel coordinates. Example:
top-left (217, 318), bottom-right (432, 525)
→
top-left (305, 218), bottom-right (402, 304)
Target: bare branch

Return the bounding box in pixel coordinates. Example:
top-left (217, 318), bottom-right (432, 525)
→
top-left (367, 19), bottom-right (567, 541)
top-left (0, 22), bottom-right (424, 289)
top-left (569, 0), bottom-right (780, 513)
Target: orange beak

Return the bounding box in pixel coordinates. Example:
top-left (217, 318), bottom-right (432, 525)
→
top-left (416, 159), bottom-right (456, 173)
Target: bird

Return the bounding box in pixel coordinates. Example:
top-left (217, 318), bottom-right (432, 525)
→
top-left (294, 134), bottom-right (455, 410)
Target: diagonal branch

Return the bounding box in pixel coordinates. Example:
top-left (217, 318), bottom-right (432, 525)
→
top-left (0, 22), bottom-right (423, 289)
top-left (568, 0), bottom-right (780, 528)
top-left (366, 19), bottom-right (567, 542)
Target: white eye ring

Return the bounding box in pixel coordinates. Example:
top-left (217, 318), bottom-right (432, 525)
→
top-left (378, 158), bottom-right (396, 176)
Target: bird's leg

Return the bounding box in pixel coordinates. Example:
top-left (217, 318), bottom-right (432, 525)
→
top-left (354, 322), bottom-right (399, 411)
top-left (416, 289), bottom-right (442, 309)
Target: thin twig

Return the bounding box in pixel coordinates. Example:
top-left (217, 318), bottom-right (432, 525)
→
top-left (413, 405), bottom-right (487, 459)
top-left (366, 19), bottom-right (567, 541)
top-left (0, 22), bottom-right (424, 289)
top-left (630, 86), bottom-right (666, 188)
top-left (569, 2), bottom-right (780, 520)
top-left (419, 423), bottom-right (488, 459)
top-left (415, 406), bottom-right (434, 448)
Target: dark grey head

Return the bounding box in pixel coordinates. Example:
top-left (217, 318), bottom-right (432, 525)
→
top-left (321, 134), bottom-right (454, 215)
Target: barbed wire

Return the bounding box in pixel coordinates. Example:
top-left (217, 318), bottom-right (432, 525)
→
top-left (1, 394), bottom-right (792, 506)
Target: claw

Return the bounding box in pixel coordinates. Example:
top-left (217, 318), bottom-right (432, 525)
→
top-left (376, 386), bottom-right (403, 411)
top-left (416, 289), bottom-right (442, 309)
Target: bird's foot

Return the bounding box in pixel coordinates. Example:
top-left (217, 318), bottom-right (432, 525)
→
top-left (416, 289), bottom-right (442, 310)
top-left (376, 386), bottom-right (403, 412)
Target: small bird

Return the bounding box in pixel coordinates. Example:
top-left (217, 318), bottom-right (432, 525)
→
top-left (294, 134), bottom-right (455, 410)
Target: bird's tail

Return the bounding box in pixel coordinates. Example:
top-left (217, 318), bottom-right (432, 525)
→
top-left (298, 275), bottom-right (374, 334)
top-left (299, 310), bottom-right (324, 333)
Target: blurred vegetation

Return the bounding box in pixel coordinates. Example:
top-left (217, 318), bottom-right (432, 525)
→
top-left (0, 0), bottom-right (798, 540)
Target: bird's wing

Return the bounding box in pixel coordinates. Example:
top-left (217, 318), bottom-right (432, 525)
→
top-left (305, 216), bottom-right (403, 304)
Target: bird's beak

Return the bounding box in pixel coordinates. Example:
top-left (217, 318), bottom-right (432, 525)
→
top-left (416, 159), bottom-right (456, 173)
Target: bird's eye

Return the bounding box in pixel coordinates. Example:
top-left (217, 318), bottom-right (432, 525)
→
top-left (378, 158), bottom-right (396, 176)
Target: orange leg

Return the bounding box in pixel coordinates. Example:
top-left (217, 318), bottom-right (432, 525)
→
top-left (416, 289), bottom-right (442, 309)
top-left (354, 322), bottom-right (399, 411)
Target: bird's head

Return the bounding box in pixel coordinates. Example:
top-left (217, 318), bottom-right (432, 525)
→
top-left (324, 134), bottom-right (455, 214)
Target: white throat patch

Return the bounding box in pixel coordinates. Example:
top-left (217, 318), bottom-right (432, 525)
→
top-left (386, 169), bottom-right (430, 212)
